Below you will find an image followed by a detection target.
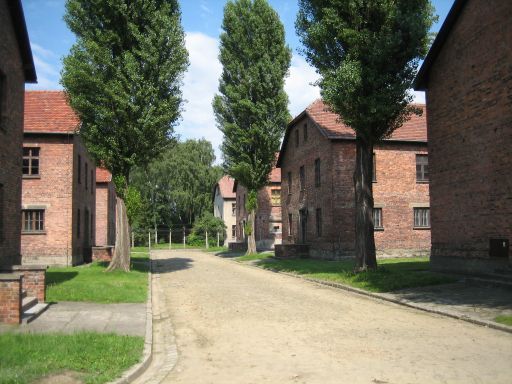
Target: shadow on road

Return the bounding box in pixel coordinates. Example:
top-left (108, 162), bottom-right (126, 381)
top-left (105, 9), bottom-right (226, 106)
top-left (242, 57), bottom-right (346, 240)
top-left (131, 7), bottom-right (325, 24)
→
top-left (152, 257), bottom-right (194, 274)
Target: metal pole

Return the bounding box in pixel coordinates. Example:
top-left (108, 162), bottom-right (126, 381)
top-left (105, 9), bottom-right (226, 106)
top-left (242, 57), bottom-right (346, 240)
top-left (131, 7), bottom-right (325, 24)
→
top-left (155, 226), bottom-right (158, 245)
top-left (131, 232), bottom-right (134, 248)
top-left (183, 227), bottom-right (186, 249)
top-left (148, 231), bottom-right (151, 251)
top-left (169, 229), bottom-right (172, 250)
top-left (205, 230), bottom-right (209, 249)
top-left (217, 231), bottom-right (220, 247)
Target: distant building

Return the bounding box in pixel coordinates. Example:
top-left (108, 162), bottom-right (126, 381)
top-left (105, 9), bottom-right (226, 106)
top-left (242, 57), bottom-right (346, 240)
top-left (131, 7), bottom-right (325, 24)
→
top-left (414, 0), bottom-right (512, 273)
top-left (21, 91), bottom-right (96, 266)
top-left (95, 167), bottom-right (116, 247)
top-left (234, 166), bottom-right (282, 251)
top-left (213, 175), bottom-right (237, 246)
top-left (277, 100), bottom-right (430, 259)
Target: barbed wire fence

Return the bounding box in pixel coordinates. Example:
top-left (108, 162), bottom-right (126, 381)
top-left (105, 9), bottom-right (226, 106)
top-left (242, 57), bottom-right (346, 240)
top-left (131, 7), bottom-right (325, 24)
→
top-left (130, 227), bottom-right (226, 250)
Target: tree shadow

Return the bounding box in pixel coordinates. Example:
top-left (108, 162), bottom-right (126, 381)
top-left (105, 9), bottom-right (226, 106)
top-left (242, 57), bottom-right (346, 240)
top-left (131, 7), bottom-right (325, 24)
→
top-left (215, 250), bottom-right (245, 259)
top-left (152, 257), bottom-right (194, 273)
top-left (45, 271), bottom-right (79, 286)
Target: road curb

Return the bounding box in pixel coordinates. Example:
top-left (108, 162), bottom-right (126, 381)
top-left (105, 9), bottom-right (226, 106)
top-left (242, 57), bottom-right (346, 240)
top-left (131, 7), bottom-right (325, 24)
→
top-left (110, 257), bottom-right (154, 384)
top-left (236, 258), bottom-right (512, 335)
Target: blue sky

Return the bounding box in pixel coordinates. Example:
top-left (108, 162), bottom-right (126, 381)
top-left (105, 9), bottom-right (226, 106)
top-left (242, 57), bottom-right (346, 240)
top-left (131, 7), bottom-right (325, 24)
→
top-left (22, 0), bottom-right (455, 160)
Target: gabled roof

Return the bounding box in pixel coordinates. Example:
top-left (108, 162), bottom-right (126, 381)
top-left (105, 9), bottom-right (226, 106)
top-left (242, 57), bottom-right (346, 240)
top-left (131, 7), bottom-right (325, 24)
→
top-left (414, 0), bottom-right (468, 90)
top-left (96, 167), bottom-right (112, 183)
top-left (24, 91), bottom-right (80, 134)
top-left (214, 175), bottom-right (236, 199)
top-left (7, 0), bottom-right (37, 83)
top-left (277, 99), bottom-right (427, 166)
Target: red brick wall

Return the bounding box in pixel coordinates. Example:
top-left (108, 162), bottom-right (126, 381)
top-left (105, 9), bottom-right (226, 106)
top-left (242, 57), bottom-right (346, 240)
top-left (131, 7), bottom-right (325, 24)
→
top-left (280, 115), bottom-right (430, 259)
top-left (0, 0), bottom-right (24, 267)
top-left (11, 266), bottom-right (46, 302)
top-left (424, 0), bottom-right (512, 272)
top-left (0, 274), bottom-right (22, 324)
top-left (95, 181), bottom-right (116, 246)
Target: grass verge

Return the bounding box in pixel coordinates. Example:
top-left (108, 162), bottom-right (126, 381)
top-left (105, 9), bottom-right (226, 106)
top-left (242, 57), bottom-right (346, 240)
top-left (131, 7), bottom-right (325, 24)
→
top-left (258, 257), bottom-right (456, 292)
top-left (46, 252), bottom-right (149, 303)
top-left (0, 332), bottom-right (143, 384)
top-left (236, 252), bottom-right (274, 262)
top-left (494, 315), bottom-right (512, 326)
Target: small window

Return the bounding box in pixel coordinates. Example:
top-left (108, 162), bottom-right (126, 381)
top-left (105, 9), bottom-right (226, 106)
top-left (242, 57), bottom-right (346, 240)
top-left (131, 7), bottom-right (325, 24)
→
top-left (288, 213), bottom-right (292, 236)
top-left (22, 147), bottom-right (40, 176)
top-left (373, 208), bottom-right (383, 229)
top-left (77, 209), bottom-right (81, 238)
top-left (414, 208), bottom-right (430, 228)
top-left (271, 189), bottom-right (280, 206)
top-left (295, 129), bottom-right (299, 147)
top-left (287, 172), bottom-right (292, 195)
top-left (372, 153), bottom-right (376, 182)
top-left (78, 155), bottom-right (82, 184)
top-left (303, 123), bottom-right (308, 142)
top-left (85, 163), bottom-right (88, 190)
top-left (22, 210), bottom-right (45, 232)
top-left (316, 208), bottom-right (322, 237)
top-left (232, 203), bottom-right (236, 216)
top-left (299, 166), bottom-right (305, 191)
top-left (231, 225), bottom-right (236, 239)
top-left (416, 154), bottom-right (429, 182)
top-left (314, 158), bottom-right (321, 187)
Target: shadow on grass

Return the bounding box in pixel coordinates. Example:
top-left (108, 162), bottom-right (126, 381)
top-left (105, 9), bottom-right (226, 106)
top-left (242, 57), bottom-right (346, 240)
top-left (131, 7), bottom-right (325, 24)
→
top-left (45, 271), bottom-right (79, 286)
top-left (152, 257), bottom-right (194, 274)
top-left (215, 250), bottom-right (245, 259)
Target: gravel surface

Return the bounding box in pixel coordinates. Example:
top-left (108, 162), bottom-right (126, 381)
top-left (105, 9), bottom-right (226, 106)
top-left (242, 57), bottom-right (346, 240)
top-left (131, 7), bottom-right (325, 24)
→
top-left (149, 250), bottom-right (512, 384)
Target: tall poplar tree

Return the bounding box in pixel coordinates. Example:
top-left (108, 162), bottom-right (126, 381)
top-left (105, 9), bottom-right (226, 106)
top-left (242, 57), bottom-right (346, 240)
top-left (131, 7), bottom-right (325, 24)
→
top-left (297, 0), bottom-right (435, 270)
top-left (213, 0), bottom-right (291, 254)
top-left (62, 0), bottom-right (188, 185)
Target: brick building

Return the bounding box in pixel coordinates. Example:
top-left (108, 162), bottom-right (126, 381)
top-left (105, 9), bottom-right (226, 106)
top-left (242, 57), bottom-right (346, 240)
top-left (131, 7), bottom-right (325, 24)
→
top-left (213, 175), bottom-right (237, 246)
top-left (21, 91), bottom-right (96, 266)
top-left (277, 100), bottom-right (430, 259)
top-left (95, 167), bottom-right (116, 246)
top-left (414, 0), bottom-right (512, 274)
top-left (234, 166), bottom-right (282, 250)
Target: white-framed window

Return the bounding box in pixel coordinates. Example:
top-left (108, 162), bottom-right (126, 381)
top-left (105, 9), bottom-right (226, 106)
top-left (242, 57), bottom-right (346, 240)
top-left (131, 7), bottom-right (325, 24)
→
top-left (373, 208), bottom-right (383, 230)
top-left (414, 207), bottom-right (430, 228)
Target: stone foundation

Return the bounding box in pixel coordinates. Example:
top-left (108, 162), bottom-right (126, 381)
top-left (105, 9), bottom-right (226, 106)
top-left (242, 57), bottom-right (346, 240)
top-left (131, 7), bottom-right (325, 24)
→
top-left (275, 244), bottom-right (310, 259)
top-left (0, 273), bottom-right (22, 324)
top-left (229, 242), bottom-right (247, 252)
top-left (92, 246), bottom-right (114, 262)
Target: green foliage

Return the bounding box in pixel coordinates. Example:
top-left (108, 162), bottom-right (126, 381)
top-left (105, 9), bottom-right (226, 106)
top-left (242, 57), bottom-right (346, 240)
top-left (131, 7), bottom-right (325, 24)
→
top-left (0, 332), bottom-right (143, 384)
top-left (494, 315), bottom-right (512, 326)
top-left (296, 0), bottom-right (435, 140)
top-left (190, 211), bottom-right (227, 246)
top-left (213, 0), bottom-right (291, 193)
top-left (62, 0), bottom-right (189, 179)
top-left (130, 139), bottom-right (222, 228)
top-left (124, 185), bottom-right (145, 227)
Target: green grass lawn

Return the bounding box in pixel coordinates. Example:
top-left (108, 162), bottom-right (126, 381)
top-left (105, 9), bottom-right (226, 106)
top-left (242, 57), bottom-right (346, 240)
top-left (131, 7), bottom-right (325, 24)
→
top-left (46, 253), bottom-right (149, 303)
top-left (236, 252), bottom-right (274, 262)
top-left (494, 315), bottom-right (512, 326)
top-left (258, 257), bottom-right (456, 292)
top-left (0, 332), bottom-right (143, 384)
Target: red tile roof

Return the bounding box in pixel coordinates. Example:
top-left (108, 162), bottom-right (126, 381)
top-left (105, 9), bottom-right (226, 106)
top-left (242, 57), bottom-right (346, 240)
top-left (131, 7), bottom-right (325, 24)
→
top-left (216, 175), bottom-right (236, 199)
top-left (24, 91), bottom-right (80, 133)
top-left (96, 167), bottom-right (112, 183)
top-left (306, 99), bottom-right (427, 142)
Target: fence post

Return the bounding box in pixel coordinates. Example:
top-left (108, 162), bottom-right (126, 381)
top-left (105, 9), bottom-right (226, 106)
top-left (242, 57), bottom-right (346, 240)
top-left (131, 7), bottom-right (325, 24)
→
top-left (217, 231), bottom-right (220, 247)
top-left (131, 232), bottom-right (134, 248)
top-left (169, 229), bottom-right (172, 250)
top-left (205, 230), bottom-right (209, 249)
top-left (155, 226), bottom-right (158, 246)
top-left (183, 227), bottom-right (186, 249)
top-left (148, 231), bottom-right (151, 251)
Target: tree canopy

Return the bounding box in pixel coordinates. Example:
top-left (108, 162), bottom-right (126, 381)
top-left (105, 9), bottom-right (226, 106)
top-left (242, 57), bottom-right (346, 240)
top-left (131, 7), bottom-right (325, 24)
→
top-left (62, 0), bottom-right (189, 182)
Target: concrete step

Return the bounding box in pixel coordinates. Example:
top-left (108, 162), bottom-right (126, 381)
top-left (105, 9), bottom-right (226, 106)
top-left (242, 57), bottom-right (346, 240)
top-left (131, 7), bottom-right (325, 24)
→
top-left (22, 302), bottom-right (49, 324)
top-left (22, 296), bottom-right (38, 312)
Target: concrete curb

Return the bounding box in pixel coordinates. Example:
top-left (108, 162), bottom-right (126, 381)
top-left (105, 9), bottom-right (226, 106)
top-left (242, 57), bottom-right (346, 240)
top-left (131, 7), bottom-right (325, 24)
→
top-left (110, 257), bottom-right (154, 384)
top-left (235, 257), bottom-right (512, 335)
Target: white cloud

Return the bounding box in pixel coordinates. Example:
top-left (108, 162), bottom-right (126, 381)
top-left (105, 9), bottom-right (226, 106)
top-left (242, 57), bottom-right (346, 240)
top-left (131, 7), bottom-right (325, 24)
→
top-left (26, 43), bottom-right (62, 90)
top-left (285, 54), bottom-right (321, 117)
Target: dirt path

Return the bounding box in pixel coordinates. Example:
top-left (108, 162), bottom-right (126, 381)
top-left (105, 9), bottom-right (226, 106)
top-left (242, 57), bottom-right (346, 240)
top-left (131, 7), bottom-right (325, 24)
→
top-left (146, 250), bottom-right (512, 384)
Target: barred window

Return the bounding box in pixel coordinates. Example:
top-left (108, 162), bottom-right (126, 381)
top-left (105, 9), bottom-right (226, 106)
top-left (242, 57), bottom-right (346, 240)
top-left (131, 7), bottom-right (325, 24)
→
top-left (414, 208), bottom-right (430, 228)
top-left (299, 166), bottom-right (305, 191)
top-left (287, 172), bottom-right (292, 195)
top-left (22, 210), bottom-right (44, 232)
top-left (23, 147), bottom-right (40, 176)
top-left (271, 189), bottom-right (280, 206)
top-left (288, 214), bottom-right (292, 236)
top-left (314, 158), bottom-right (321, 187)
top-left (416, 154), bottom-right (429, 182)
top-left (232, 203), bottom-right (236, 216)
top-left (373, 208), bottom-right (383, 229)
top-left (372, 153), bottom-right (376, 182)
top-left (231, 225), bottom-right (236, 239)
top-left (316, 208), bottom-right (322, 237)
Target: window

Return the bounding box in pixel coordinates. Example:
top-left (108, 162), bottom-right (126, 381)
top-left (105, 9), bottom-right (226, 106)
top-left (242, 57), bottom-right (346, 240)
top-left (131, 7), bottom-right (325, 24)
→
top-left (22, 147), bottom-right (40, 176)
top-left (295, 129), bottom-right (299, 147)
top-left (232, 203), bottom-right (236, 216)
top-left (85, 162), bottom-right (88, 190)
top-left (314, 158), bottom-right (321, 187)
top-left (372, 153), bottom-right (376, 182)
top-left (373, 208), bottom-right (383, 229)
top-left (271, 189), bottom-right (280, 206)
top-left (90, 169), bottom-right (93, 193)
top-left (416, 154), bottom-right (429, 182)
top-left (270, 224), bottom-right (281, 233)
top-left (77, 155), bottom-right (81, 184)
top-left (303, 123), bottom-right (308, 142)
top-left (22, 210), bottom-right (44, 232)
top-left (231, 225), bottom-right (236, 239)
top-left (287, 172), bottom-right (292, 195)
top-left (288, 214), bottom-right (292, 236)
top-left (299, 166), bottom-right (305, 191)
top-left (316, 208), bottom-right (322, 237)
top-left (414, 208), bottom-right (430, 228)
top-left (77, 209), bottom-right (81, 238)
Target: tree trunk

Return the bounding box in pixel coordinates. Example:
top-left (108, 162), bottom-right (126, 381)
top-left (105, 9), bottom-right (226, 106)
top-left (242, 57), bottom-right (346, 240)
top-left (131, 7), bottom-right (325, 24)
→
top-left (107, 197), bottom-right (131, 272)
top-left (353, 135), bottom-right (377, 271)
top-left (246, 209), bottom-right (257, 255)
